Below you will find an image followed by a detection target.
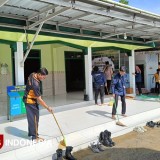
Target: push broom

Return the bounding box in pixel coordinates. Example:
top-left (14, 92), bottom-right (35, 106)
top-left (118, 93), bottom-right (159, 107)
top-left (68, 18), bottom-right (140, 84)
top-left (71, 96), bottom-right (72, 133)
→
top-left (113, 97), bottom-right (126, 127)
top-left (51, 112), bottom-right (66, 148)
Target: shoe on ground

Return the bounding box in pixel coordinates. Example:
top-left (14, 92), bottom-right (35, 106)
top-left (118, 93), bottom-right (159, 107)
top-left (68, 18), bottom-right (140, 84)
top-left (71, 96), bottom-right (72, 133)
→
top-left (32, 137), bottom-right (44, 142)
top-left (139, 126), bottom-right (147, 132)
top-left (88, 142), bottom-right (100, 153)
top-left (112, 115), bottom-right (116, 120)
top-left (133, 126), bottom-right (144, 133)
top-left (121, 114), bottom-right (127, 117)
top-left (97, 142), bottom-right (105, 151)
top-left (146, 121), bottom-right (156, 128)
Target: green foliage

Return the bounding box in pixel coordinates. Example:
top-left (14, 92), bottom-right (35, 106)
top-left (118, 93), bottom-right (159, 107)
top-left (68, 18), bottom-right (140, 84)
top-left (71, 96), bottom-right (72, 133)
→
top-left (119, 0), bottom-right (129, 5)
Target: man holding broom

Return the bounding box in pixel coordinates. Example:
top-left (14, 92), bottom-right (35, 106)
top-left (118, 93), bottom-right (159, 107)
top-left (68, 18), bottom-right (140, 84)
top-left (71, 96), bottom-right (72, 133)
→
top-left (23, 67), bottom-right (53, 142)
top-left (111, 66), bottom-right (127, 120)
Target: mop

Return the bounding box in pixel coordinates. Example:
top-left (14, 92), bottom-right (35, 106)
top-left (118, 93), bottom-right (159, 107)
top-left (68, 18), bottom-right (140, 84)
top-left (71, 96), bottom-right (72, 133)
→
top-left (113, 97), bottom-right (126, 127)
top-left (51, 112), bottom-right (66, 148)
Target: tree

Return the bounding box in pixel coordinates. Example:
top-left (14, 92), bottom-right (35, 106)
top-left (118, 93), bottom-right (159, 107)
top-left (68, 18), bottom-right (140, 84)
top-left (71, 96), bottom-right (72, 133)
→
top-left (119, 0), bottom-right (129, 5)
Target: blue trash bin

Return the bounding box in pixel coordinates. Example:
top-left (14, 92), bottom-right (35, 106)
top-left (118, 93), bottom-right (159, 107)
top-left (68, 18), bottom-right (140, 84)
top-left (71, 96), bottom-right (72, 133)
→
top-left (8, 92), bottom-right (21, 120)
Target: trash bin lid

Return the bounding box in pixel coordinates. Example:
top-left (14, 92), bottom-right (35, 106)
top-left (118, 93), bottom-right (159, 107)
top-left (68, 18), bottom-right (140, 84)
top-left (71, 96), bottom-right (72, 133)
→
top-left (8, 92), bottom-right (20, 97)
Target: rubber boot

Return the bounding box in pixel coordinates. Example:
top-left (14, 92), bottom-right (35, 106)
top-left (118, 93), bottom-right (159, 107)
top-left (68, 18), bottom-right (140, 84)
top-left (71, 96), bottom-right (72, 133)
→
top-left (105, 130), bottom-right (115, 146)
top-left (65, 146), bottom-right (77, 160)
top-left (56, 149), bottom-right (64, 160)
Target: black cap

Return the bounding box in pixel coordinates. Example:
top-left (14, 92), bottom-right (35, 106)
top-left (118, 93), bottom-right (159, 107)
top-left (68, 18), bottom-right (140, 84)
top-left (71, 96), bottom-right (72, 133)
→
top-left (119, 66), bottom-right (126, 72)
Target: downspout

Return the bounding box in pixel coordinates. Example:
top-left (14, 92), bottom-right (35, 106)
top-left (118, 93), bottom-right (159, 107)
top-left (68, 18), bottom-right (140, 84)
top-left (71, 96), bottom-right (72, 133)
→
top-left (20, 11), bottom-right (49, 67)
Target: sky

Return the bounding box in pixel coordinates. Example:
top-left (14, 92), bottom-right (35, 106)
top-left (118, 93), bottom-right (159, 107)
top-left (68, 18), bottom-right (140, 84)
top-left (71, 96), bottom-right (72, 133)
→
top-left (114, 0), bottom-right (160, 15)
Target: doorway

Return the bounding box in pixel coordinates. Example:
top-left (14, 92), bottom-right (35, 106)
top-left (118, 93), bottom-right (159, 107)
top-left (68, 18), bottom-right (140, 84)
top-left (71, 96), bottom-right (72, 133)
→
top-left (65, 52), bottom-right (85, 92)
top-left (137, 64), bottom-right (145, 88)
top-left (24, 50), bottom-right (41, 84)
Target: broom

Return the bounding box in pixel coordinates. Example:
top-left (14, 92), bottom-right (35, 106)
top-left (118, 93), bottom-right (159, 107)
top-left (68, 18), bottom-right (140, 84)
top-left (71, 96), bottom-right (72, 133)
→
top-left (51, 112), bottom-right (66, 148)
top-left (113, 96), bottom-right (126, 127)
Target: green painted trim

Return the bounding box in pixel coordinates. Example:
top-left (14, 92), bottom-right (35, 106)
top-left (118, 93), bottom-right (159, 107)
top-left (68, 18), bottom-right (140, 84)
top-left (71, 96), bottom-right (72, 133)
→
top-left (0, 39), bottom-right (15, 45)
top-left (10, 43), bottom-right (17, 52)
top-left (34, 40), bottom-right (87, 50)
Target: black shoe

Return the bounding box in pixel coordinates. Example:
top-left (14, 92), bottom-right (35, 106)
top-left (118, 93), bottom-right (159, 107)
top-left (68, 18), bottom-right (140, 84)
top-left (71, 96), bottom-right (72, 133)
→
top-left (108, 137), bottom-right (115, 146)
top-left (65, 146), bottom-right (77, 160)
top-left (102, 138), bottom-right (113, 147)
top-left (56, 149), bottom-right (64, 160)
top-left (146, 121), bottom-right (156, 128)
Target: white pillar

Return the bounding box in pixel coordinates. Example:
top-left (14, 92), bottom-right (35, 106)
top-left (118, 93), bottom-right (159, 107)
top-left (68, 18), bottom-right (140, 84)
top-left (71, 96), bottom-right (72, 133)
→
top-left (15, 42), bottom-right (24, 85)
top-left (84, 47), bottom-right (93, 100)
top-left (129, 50), bottom-right (136, 96)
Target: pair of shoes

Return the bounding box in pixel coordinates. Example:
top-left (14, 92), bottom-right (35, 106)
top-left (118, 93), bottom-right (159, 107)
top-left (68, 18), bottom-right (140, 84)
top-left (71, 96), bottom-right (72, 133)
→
top-left (133, 126), bottom-right (145, 133)
top-left (146, 121), bottom-right (156, 128)
top-left (88, 142), bottom-right (100, 153)
top-left (112, 115), bottom-right (116, 120)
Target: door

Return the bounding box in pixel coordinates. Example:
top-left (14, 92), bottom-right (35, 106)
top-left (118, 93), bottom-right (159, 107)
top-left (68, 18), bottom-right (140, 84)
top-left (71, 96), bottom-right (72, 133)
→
top-left (137, 64), bottom-right (145, 88)
top-left (65, 52), bottom-right (85, 92)
top-left (24, 50), bottom-right (41, 84)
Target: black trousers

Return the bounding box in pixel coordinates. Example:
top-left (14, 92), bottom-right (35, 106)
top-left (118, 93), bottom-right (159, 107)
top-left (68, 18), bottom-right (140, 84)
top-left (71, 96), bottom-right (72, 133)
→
top-left (25, 103), bottom-right (39, 139)
top-left (112, 94), bottom-right (126, 115)
top-left (155, 82), bottom-right (160, 94)
top-left (105, 80), bottom-right (112, 95)
top-left (95, 85), bottom-right (104, 104)
top-left (136, 82), bottom-right (142, 94)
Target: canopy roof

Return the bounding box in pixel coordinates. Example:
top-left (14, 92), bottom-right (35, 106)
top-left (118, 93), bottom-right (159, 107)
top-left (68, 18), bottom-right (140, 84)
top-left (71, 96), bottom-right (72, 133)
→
top-left (0, 0), bottom-right (160, 50)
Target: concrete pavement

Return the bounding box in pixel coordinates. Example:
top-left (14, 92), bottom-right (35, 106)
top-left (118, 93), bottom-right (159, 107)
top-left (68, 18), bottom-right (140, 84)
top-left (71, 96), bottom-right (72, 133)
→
top-left (0, 98), bottom-right (160, 160)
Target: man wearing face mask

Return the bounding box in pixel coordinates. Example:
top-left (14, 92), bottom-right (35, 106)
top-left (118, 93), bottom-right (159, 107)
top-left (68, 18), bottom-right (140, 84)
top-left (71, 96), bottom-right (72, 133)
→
top-left (23, 67), bottom-right (53, 141)
top-left (111, 66), bottom-right (127, 120)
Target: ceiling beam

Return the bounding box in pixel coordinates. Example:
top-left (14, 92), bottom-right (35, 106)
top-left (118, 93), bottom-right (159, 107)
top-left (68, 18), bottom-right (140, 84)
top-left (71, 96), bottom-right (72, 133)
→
top-left (28, 7), bottom-right (70, 29)
top-left (28, 4), bottom-right (58, 20)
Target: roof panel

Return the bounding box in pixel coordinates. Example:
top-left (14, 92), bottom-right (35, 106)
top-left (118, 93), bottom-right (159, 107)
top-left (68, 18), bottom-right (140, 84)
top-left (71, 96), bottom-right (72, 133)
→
top-left (0, 0), bottom-right (159, 44)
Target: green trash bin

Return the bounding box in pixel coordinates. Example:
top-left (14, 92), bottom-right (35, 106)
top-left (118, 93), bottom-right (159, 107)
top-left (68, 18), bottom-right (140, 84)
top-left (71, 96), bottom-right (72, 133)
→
top-left (18, 91), bottom-right (26, 114)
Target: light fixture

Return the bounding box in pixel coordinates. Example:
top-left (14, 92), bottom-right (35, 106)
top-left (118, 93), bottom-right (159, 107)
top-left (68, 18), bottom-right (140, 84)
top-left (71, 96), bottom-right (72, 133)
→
top-left (124, 33), bottom-right (127, 39)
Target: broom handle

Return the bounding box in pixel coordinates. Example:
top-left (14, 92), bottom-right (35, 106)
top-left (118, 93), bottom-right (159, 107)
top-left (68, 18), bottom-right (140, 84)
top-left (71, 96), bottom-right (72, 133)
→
top-left (51, 112), bottom-right (65, 138)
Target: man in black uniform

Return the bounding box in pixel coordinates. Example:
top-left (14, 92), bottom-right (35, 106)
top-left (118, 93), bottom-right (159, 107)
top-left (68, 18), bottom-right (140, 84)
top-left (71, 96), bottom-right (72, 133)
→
top-left (23, 67), bottom-right (53, 141)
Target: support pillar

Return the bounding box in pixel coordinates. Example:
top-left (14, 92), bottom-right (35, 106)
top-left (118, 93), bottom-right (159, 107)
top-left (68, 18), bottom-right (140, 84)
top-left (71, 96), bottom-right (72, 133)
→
top-left (84, 47), bottom-right (93, 100)
top-left (129, 50), bottom-right (136, 96)
top-left (15, 42), bottom-right (24, 85)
